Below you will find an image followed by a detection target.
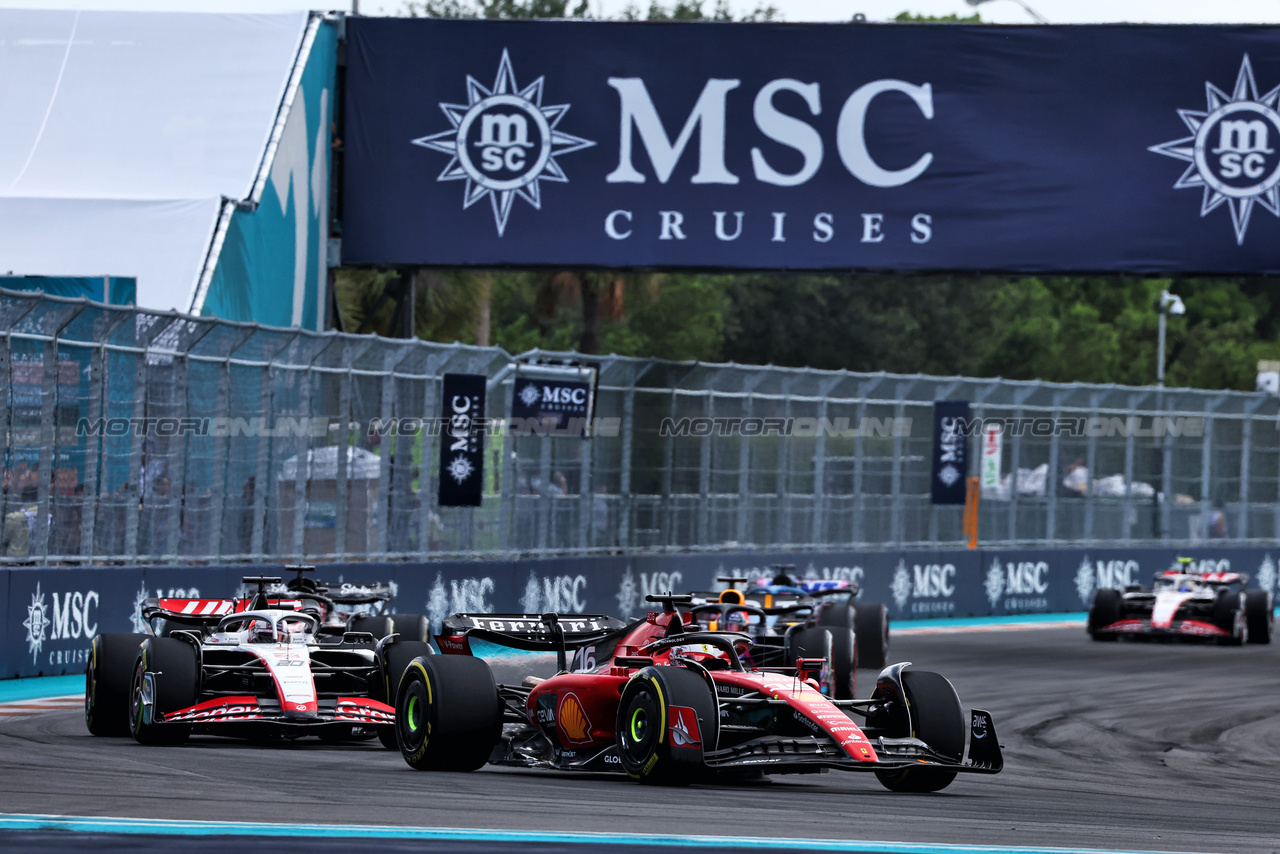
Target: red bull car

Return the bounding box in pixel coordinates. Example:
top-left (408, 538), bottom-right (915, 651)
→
top-left (1088, 558), bottom-right (1274, 645)
top-left (85, 576), bottom-right (431, 746)
top-left (683, 568), bottom-right (891, 700)
top-left (394, 595), bottom-right (1001, 791)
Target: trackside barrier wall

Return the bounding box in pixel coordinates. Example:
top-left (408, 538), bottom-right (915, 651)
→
top-left (5, 545), bottom-right (1276, 678)
top-left (5, 290), bottom-right (1280, 566)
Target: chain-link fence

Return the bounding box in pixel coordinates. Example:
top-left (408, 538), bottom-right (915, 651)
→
top-left (3, 287), bottom-right (1279, 564)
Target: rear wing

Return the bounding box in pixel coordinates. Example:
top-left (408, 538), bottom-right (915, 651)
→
top-left (436, 613), bottom-right (631, 657)
top-left (265, 580), bottom-right (393, 606)
top-left (1155, 569), bottom-right (1248, 586)
top-left (323, 582), bottom-right (394, 605)
top-left (140, 596), bottom-right (302, 633)
top-left (752, 577), bottom-right (858, 596)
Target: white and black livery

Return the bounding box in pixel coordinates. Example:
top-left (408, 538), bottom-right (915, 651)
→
top-left (267, 564), bottom-right (431, 645)
top-left (1088, 557), bottom-right (1273, 645)
top-left (84, 575), bottom-right (431, 746)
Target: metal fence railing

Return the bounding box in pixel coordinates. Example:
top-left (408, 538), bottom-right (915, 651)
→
top-left (3, 287), bottom-right (1279, 564)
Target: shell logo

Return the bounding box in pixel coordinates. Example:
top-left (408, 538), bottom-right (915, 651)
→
top-left (558, 692), bottom-right (593, 744)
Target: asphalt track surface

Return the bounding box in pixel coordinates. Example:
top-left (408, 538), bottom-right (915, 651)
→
top-left (3, 622), bottom-right (1280, 854)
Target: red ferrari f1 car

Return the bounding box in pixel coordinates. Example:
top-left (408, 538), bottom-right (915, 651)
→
top-left (394, 595), bottom-right (1001, 791)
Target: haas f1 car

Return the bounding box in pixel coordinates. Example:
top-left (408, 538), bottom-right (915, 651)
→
top-left (685, 568), bottom-right (890, 700)
top-left (1088, 558), bottom-right (1274, 645)
top-left (85, 576), bottom-right (431, 746)
top-left (394, 595), bottom-right (1001, 791)
top-left (267, 564), bottom-right (431, 643)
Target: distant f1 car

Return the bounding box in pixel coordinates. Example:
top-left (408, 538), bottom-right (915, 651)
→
top-left (268, 564), bottom-right (431, 643)
top-left (394, 595), bottom-right (1001, 791)
top-left (85, 576), bottom-right (431, 746)
top-left (1087, 558), bottom-right (1273, 645)
top-left (684, 567), bottom-right (890, 701)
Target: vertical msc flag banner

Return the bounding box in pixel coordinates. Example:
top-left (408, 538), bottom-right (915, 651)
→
top-left (439, 373), bottom-right (486, 507)
top-left (931, 400), bottom-right (970, 506)
top-left (345, 19), bottom-right (1280, 274)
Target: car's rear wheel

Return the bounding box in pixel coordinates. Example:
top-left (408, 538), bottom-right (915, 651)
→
top-left (86, 632), bottom-right (147, 736)
top-left (616, 665), bottom-right (717, 785)
top-left (788, 626), bottom-right (837, 698)
top-left (378, 640), bottom-right (433, 749)
top-left (854, 602), bottom-right (890, 671)
top-left (1213, 591), bottom-right (1246, 646)
top-left (129, 637), bottom-right (198, 746)
top-left (1244, 590), bottom-right (1273, 644)
top-left (1087, 589), bottom-right (1124, 641)
top-left (396, 655), bottom-right (501, 771)
top-left (816, 597), bottom-right (860, 697)
top-left (350, 614), bottom-right (395, 641)
top-left (390, 613), bottom-right (432, 643)
top-left (873, 669), bottom-right (964, 793)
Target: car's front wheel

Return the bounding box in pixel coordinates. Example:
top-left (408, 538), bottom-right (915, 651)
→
top-left (872, 669), bottom-right (965, 793)
top-left (129, 638), bottom-right (198, 746)
top-left (616, 665), bottom-right (717, 786)
top-left (1212, 591), bottom-right (1246, 646)
top-left (1088, 589), bottom-right (1124, 641)
top-left (86, 632), bottom-right (146, 737)
top-left (1245, 590), bottom-right (1273, 645)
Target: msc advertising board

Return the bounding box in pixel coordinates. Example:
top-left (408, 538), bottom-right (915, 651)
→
top-left (344, 19), bottom-right (1280, 273)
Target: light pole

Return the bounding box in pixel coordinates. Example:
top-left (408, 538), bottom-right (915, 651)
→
top-left (1156, 288), bottom-right (1185, 387)
top-left (964, 0), bottom-right (1049, 24)
top-left (1153, 288), bottom-right (1185, 540)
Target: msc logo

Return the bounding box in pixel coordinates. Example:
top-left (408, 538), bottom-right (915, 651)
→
top-left (891, 560), bottom-right (955, 615)
top-left (543, 386), bottom-right (587, 405)
top-left (1076, 556), bottom-right (1139, 606)
top-left (1150, 54), bottom-right (1280, 244)
top-left (413, 49), bottom-right (595, 236)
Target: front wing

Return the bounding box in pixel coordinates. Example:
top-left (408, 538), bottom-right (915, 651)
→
top-left (1093, 618), bottom-right (1228, 639)
top-left (160, 695), bottom-right (394, 728)
top-left (701, 709), bottom-right (1002, 775)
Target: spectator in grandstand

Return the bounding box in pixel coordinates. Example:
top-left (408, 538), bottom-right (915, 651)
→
top-left (592, 485), bottom-right (613, 547)
top-left (3, 507), bottom-right (30, 557)
top-left (1062, 458), bottom-right (1089, 496)
top-left (1200, 498), bottom-right (1227, 540)
top-left (236, 476), bottom-right (257, 553)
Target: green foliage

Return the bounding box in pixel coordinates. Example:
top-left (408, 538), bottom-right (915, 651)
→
top-left (333, 268), bottom-right (488, 342)
top-left (406, 0), bottom-right (776, 19)
top-left (405, 0), bottom-right (590, 18)
top-left (362, 265), bottom-right (1280, 392)
top-left (485, 271), bottom-right (726, 359)
top-left (599, 274), bottom-right (728, 360)
top-left (892, 11), bottom-right (981, 22)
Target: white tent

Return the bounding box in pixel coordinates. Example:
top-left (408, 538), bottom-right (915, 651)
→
top-left (0, 9), bottom-right (321, 317)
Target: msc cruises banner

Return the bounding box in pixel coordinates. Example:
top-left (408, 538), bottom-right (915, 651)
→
top-left (344, 19), bottom-right (1280, 273)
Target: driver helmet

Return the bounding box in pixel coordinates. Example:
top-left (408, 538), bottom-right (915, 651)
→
top-left (281, 617), bottom-right (309, 637)
top-left (670, 642), bottom-right (730, 666)
top-left (250, 619), bottom-right (274, 644)
top-left (1178, 578), bottom-right (1196, 593)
